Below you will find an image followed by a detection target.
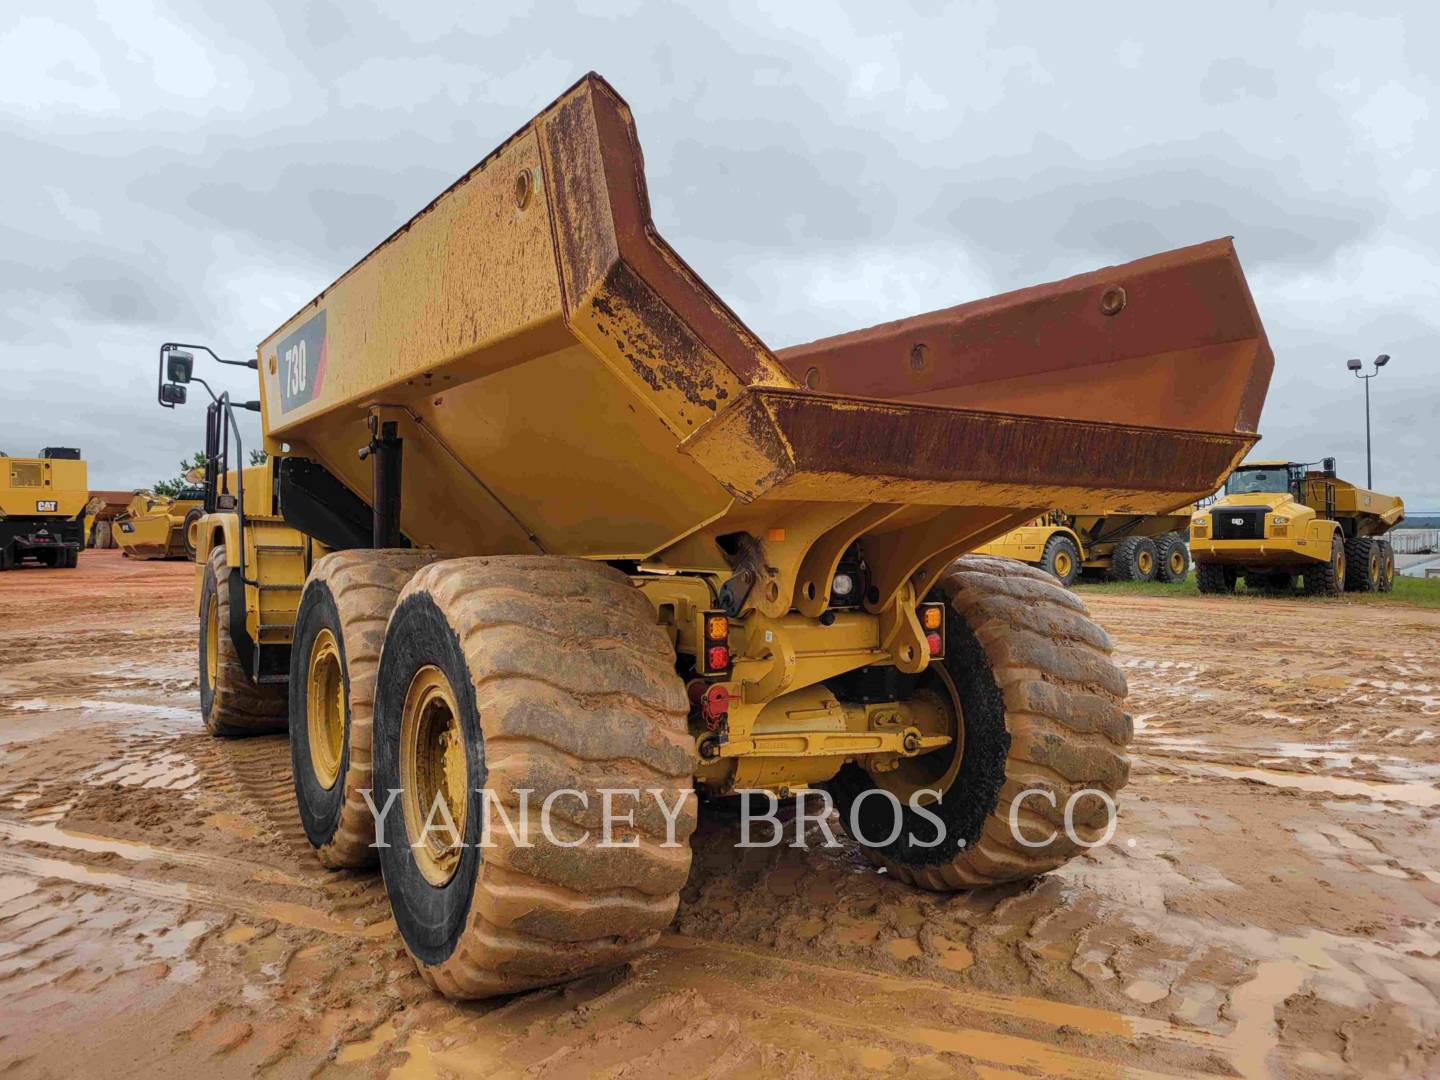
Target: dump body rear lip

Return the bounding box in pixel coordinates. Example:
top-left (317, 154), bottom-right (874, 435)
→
top-left (683, 386), bottom-right (1258, 510)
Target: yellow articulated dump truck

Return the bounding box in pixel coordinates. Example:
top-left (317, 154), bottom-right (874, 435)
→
top-left (0, 447), bottom-right (87, 570)
top-left (113, 487), bottom-right (205, 560)
top-left (153, 74), bottom-right (1273, 998)
top-left (972, 508), bottom-right (1193, 586)
top-left (1190, 458), bottom-right (1403, 596)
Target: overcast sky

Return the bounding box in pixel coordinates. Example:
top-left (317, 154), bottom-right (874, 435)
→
top-left (2, 2), bottom-right (1437, 507)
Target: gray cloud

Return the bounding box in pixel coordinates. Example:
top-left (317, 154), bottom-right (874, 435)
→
top-left (0, 0), bottom-right (1436, 508)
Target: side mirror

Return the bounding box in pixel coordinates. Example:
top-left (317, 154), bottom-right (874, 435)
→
top-left (242, 400), bottom-right (262, 413)
top-left (1322, 457), bottom-right (1336, 476)
top-left (1374, 354), bottom-right (1390, 368)
top-left (160, 383), bottom-right (188, 406)
top-left (1346, 358), bottom-right (1362, 371)
top-left (166, 349), bottom-right (194, 383)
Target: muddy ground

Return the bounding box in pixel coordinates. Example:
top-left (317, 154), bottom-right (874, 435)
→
top-left (0, 549), bottom-right (1437, 1078)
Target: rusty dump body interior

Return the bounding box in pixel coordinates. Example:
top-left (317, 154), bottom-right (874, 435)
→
top-left (257, 72), bottom-right (1273, 630)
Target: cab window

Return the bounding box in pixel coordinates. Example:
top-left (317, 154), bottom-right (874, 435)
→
top-left (1225, 467), bottom-right (1291, 495)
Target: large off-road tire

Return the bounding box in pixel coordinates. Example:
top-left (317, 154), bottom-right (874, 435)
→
top-left (829, 555), bottom-right (1130, 889)
top-left (1155, 532), bottom-right (1190, 583)
top-left (1378, 540), bottom-right (1395, 592)
top-left (1195, 561), bottom-right (1236, 595)
top-left (290, 549), bottom-right (451, 870)
top-left (1039, 534), bottom-right (1081, 587)
top-left (1303, 535), bottom-right (1346, 597)
top-left (1108, 535), bottom-right (1159, 582)
top-left (199, 545), bottom-right (287, 736)
top-left (372, 556), bottom-right (697, 998)
top-left (182, 508), bottom-right (204, 561)
top-left (1344, 536), bottom-right (1381, 592)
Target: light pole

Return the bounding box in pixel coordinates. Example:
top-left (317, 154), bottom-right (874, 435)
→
top-left (1346, 354), bottom-right (1390, 488)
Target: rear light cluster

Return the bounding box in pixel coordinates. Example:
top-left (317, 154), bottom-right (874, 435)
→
top-left (920, 602), bottom-right (946, 658)
top-left (699, 610), bottom-right (731, 677)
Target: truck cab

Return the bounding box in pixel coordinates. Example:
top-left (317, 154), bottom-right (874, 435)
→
top-left (1190, 459), bottom-right (1403, 595)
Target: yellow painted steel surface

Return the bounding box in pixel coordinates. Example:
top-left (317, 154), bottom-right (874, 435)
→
top-left (113, 492), bottom-right (200, 560)
top-left (0, 455), bottom-right (88, 520)
top-left (250, 74), bottom-right (1270, 594)
top-left (220, 73), bottom-right (1278, 791)
top-left (977, 508), bottom-right (1193, 569)
top-left (1190, 465), bottom-right (1403, 569)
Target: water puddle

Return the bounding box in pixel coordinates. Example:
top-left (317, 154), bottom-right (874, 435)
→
top-left (1139, 756), bottom-right (1440, 808)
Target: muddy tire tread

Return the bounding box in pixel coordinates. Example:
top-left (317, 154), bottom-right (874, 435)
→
top-left (863, 555), bottom-right (1130, 889)
top-left (300, 549), bottom-right (452, 868)
top-left (203, 546), bottom-right (286, 736)
top-left (391, 556), bottom-right (696, 998)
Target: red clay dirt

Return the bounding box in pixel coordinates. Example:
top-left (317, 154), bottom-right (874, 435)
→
top-left (1, 549), bottom-right (1437, 1077)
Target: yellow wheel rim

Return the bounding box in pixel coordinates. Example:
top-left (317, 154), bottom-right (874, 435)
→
top-left (400, 665), bottom-right (468, 886)
top-left (1053, 551), bottom-right (1073, 579)
top-left (1169, 548), bottom-right (1186, 575)
top-left (1137, 549), bottom-right (1154, 576)
top-left (1336, 550), bottom-right (1346, 585)
top-left (868, 664), bottom-right (964, 807)
top-left (204, 595), bottom-right (219, 688)
top-left (306, 628), bottom-right (346, 790)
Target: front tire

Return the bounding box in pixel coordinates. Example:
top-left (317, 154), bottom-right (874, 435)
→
top-left (1039, 534), bottom-right (1081, 587)
top-left (1195, 561), bottom-right (1236, 594)
top-left (199, 545), bottom-right (287, 736)
top-left (1344, 536), bottom-right (1380, 592)
top-left (372, 556), bottom-right (697, 998)
top-left (829, 555), bottom-right (1130, 889)
top-left (289, 550), bottom-right (450, 869)
top-left (1303, 535), bottom-right (1346, 597)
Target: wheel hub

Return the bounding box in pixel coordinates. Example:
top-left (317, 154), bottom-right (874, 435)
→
top-left (400, 665), bottom-right (468, 886)
top-left (1170, 548), bottom-right (1185, 575)
top-left (1137, 549), bottom-right (1154, 576)
top-left (866, 666), bottom-right (964, 806)
top-left (306, 628), bottom-right (346, 790)
top-left (1054, 551), bottom-right (1072, 578)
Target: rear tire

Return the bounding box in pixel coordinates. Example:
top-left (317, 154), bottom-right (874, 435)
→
top-left (1155, 533), bottom-right (1190, 583)
top-left (1195, 562), bottom-right (1236, 594)
top-left (290, 550), bottom-right (451, 869)
top-left (1344, 536), bottom-right (1380, 592)
top-left (1378, 540), bottom-right (1395, 592)
top-left (829, 555), bottom-right (1130, 889)
top-left (1303, 535), bottom-right (1346, 597)
top-left (1039, 534), bottom-right (1081, 587)
top-left (199, 545), bottom-right (287, 736)
top-left (372, 556), bottom-right (697, 998)
top-left (1109, 536), bottom-right (1159, 582)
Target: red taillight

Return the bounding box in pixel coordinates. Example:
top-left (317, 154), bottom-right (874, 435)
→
top-left (926, 632), bottom-right (943, 656)
top-left (707, 645), bottom-right (730, 671)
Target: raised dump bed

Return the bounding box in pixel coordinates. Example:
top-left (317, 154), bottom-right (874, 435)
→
top-left (159, 73), bottom-right (1274, 1000)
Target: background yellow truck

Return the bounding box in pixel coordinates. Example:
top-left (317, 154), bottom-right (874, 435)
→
top-left (152, 74), bottom-right (1274, 1000)
top-left (1190, 458), bottom-right (1403, 596)
top-left (113, 487), bottom-right (205, 560)
top-left (975, 508), bottom-right (1193, 586)
top-left (0, 448), bottom-right (87, 570)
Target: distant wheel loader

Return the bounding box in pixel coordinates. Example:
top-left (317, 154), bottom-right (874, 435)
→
top-left (973, 508), bottom-right (1193, 586)
top-left (0, 447), bottom-right (87, 570)
top-left (113, 486), bottom-right (206, 560)
top-left (152, 74), bottom-right (1274, 998)
top-left (1190, 458), bottom-right (1403, 596)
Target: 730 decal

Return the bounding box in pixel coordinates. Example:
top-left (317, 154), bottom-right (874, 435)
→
top-left (274, 309), bottom-right (328, 413)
